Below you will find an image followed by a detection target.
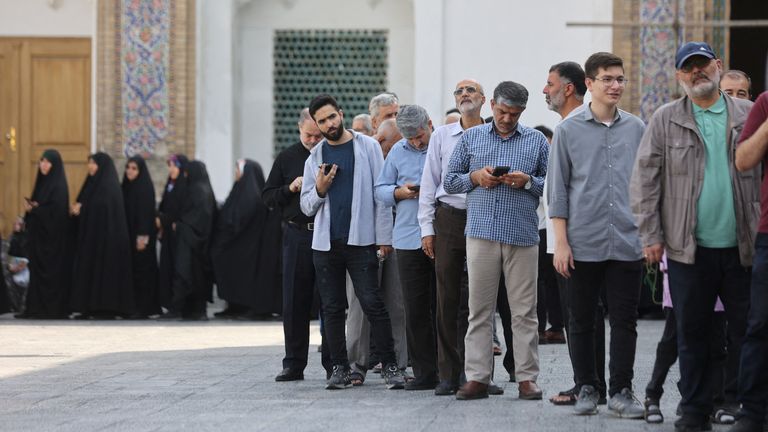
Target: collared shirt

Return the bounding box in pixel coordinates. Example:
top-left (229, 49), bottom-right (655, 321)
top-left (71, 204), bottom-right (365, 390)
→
top-left (444, 122), bottom-right (548, 247)
top-left (693, 95), bottom-right (737, 247)
top-left (262, 142), bottom-right (314, 224)
top-left (547, 105), bottom-right (645, 262)
top-left (375, 139), bottom-right (428, 250)
top-left (418, 122), bottom-right (467, 238)
top-left (300, 130), bottom-right (393, 251)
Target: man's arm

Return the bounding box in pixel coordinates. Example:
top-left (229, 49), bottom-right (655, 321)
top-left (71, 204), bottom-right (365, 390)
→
top-left (629, 109), bottom-right (666, 254)
top-left (369, 141), bottom-right (393, 247)
top-left (735, 94), bottom-right (768, 172)
top-left (262, 154), bottom-right (292, 209)
top-left (443, 134), bottom-right (475, 194)
top-left (374, 155), bottom-right (399, 208)
top-left (418, 128), bottom-right (442, 238)
top-left (299, 155), bottom-right (325, 217)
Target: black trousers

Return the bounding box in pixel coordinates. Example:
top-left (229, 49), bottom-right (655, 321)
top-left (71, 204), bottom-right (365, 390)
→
top-left (397, 249), bottom-right (437, 379)
top-left (281, 224), bottom-right (330, 373)
top-left (570, 260), bottom-right (641, 397)
top-left (557, 272), bottom-right (606, 395)
top-left (497, 277), bottom-right (515, 377)
top-left (668, 247), bottom-right (750, 417)
top-left (645, 307), bottom-right (727, 404)
top-left (537, 230), bottom-right (563, 332)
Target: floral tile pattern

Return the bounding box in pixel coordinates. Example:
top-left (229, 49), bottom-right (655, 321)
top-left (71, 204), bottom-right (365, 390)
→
top-left (121, 0), bottom-right (170, 157)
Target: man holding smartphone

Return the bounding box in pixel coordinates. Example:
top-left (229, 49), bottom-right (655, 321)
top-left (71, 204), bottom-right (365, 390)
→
top-left (375, 104), bottom-right (437, 390)
top-left (444, 81), bottom-right (549, 401)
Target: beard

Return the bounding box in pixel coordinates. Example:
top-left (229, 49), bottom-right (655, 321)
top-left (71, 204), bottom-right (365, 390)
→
top-left (322, 124), bottom-right (345, 141)
top-left (546, 89), bottom-right (565, 112)
top-left (680, 72), bottom-right (720, 99)
top-left (458, 99), bottom-right (480, 115)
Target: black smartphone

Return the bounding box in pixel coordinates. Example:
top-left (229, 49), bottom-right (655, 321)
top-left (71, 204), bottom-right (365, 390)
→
top-left (408, 185), bottom-right (420, 192)
top-left (492, 166), bottom-right (510, 177)
top-left (322, 164), bottom-right (333, 175)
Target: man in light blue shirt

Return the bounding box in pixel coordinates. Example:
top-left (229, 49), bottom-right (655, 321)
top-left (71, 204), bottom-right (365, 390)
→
top-left (375, 104), bottom-right (437, 390)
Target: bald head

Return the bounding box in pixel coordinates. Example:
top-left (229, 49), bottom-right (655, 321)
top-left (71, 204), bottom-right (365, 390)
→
top-left (373, 118), bottom-right (402, 158)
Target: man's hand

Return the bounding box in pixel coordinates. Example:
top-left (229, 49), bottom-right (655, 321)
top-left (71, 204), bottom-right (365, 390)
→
top-left (289, 176), bottom-right (303, 193)
top-left (394, 183), bottom-right (419, 201)
top-left (553, 242), bottom-right (575, 278)
top-left (470, 166), bottom-right (501, 189)
top-left (643, 243), bottom-right (664, 264)
top-left (70, 202), bottom-right (82, 216)
top-left (501, 171), bottom-right (530, 189)
top-left (315, 164), bottom-right (337, 197)
top-left (378, 245), bottom-right (394, 260)
top-left (421, 235), bottom-right (435, 259)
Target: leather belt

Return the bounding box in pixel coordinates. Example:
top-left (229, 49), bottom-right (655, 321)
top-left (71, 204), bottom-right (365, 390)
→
top-left (287, 221), bottom-right (314, 231)
top-left (437, 201), bottom-right (467, 214)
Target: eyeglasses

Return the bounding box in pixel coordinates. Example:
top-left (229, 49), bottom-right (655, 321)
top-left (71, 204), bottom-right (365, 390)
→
top-left (453, 86), bottom-right (479, 96)
top-left (591, 76), bottom-right (629, 87)
top-left (678, 56), bottom-right (713, 73)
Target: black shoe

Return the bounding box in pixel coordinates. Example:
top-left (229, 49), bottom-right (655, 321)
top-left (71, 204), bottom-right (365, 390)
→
top-left (182, 313), bottom-right (208, 321)
top-left (156, 311), bottom-right (182, 321)
top-left (674, 414), bottom-right (713, 432)
top-left (275, 368), bottom-right (304, 382)
top-left (508, 374), bottom-right (516, 383)
top-left (405, 374), bottom-right (438, 391)
top-left (326, 365), bottom-right (351, 390)
top-left (728, 417), bottom-right (763, 432)
top-left (434, 380), bottom-right (458, 396)
top-left (488, 383), bottom-right (505, 395)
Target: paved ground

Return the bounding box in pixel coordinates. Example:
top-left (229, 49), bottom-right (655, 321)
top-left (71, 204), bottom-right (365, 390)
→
top-left (0, 312), bottom-right (728, 432)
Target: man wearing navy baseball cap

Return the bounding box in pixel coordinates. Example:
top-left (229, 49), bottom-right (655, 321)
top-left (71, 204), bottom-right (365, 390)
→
top-left (631, 42), bottom-right (757, 432)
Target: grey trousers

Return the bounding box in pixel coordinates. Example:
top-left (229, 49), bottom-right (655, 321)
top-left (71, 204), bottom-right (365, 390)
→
top-left (464, 237), bottom-right (540, 383)
top-left (346, 250), bottom-right (408, 376)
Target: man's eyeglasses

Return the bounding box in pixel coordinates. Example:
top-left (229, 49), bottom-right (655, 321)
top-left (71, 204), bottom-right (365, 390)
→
top-left (678, 56), bottom-right (713, 73)
top-left (453, 86), bottom-right (479, 96)
top-left (591, 76), bottom-right (629, 87)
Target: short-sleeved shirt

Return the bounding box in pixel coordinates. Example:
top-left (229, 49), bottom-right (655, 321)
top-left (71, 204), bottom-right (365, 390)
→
top-left (694, 95), bottom-right (737, 247)
top-left (323, 139), bottom-right (355, 241)
top-left (738, 91), bottom-right (768, 233)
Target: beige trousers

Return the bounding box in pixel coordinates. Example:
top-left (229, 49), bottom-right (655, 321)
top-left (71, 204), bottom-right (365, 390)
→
top-left (464, 237), bottom-right (540, 383)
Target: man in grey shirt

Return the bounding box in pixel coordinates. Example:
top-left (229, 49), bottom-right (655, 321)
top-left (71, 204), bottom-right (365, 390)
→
top-left (547, 52), bottom-right (646, 417)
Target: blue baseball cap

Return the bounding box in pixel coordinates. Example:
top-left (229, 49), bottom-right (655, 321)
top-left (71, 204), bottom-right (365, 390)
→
top-left (675, 42), bottom-right (716, 69)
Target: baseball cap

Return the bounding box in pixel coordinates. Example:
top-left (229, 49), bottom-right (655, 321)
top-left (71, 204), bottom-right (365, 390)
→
top-left (675, 42), bottom-right (716, 69)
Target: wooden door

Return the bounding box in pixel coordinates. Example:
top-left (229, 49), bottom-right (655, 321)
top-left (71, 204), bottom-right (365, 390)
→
top-left (0, 41), bottom-right (21, 234)
top-left (0, 38), bottom-right (91, 236)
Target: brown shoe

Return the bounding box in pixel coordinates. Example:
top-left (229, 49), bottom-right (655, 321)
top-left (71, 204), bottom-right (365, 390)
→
top-left (544, 329), bottom-right (566, 344)
top-left (518, 380), bottom-right (543, 400)
top-left (456, 380), bottom-right (489, 400)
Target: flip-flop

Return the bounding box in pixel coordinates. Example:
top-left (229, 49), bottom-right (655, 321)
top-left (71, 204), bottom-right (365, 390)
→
top-left (549, 392), bottom-right (577, 405)
top-left (645, 403), bottom-right (663, 424)
top-left (712, 408), bottom-right (736, 425)
top-left (349, 371), bottom-right (364, 386)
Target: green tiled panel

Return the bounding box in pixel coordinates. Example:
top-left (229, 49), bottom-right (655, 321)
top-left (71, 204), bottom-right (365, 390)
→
top-left (273, 29), bottom-right (388, 154)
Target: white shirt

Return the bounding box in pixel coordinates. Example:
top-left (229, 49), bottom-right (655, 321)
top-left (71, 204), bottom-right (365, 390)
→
top-left (418, 122), bottom-right (467, 237)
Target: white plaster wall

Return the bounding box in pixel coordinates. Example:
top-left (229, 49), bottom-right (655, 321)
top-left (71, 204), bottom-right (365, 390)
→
top-left (235, 0), bottom-right (415, 175)
top-left (0, 0), bottom-right (94, 36)
top-left (437, 0), bottom-right (613, 131)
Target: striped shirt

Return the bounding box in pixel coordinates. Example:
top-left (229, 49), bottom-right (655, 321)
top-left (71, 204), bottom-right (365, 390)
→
top-left (444, 122), bottom-right (549, 246)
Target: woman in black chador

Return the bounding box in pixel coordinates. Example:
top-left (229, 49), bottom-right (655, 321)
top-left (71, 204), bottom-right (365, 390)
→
top-left (211, 159), bottom-right (279, 318)
top-left (70, 152), bottom-right (134, 318)
top-left (122, 156), bottom-right (161, 318)
top-left (18, 149), bottom-right (71, 319)
top-left (158, 160), bottom-right (216, 320)
top-left (157, 154), bottom-right (188, 310)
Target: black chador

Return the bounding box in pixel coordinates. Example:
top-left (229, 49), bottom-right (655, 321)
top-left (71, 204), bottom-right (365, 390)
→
top-left (157, 154), bottom-right (188, 310)
top-left (70, 152), bottom-right (134, 318)
top-left (19, 149), bottom-right (71, 319)
top-left (122, 156), bottom-right (161, 317)
top-left (211, 159), bottom-right (281, 317)
top-left (164, 160), bottom-right (216, 319)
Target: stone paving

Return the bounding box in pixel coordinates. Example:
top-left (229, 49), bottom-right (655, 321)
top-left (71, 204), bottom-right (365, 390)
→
top-left (0, 313), bottom-right (728, 432)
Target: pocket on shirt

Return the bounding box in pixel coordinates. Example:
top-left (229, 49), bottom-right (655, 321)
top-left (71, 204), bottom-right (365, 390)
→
top-left (666, 141), bottom-right (694, 176)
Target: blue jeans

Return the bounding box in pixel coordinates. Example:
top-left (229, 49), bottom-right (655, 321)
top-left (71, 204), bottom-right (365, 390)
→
top-left (667, 246), bottom-right (750, 417)
top-left (738, 233), bottom-right (768, 423)
top-left (313, 241), bottom-right (396, 367)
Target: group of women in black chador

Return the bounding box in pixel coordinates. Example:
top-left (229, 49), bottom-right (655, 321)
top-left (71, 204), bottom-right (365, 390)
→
top-left (7, 149), bottom-right (282, 320)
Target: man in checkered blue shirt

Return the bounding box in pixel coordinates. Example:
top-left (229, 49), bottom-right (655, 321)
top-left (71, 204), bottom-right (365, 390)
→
top-left (444, 81), bottom-right (549, 401)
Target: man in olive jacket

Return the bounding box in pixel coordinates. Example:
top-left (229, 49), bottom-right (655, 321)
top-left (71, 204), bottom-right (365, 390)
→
top-left (630, 42), bottom-right (758, 432)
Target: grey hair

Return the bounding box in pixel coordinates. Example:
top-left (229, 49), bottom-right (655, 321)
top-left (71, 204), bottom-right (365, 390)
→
top-left (492, 81), bottom-right (529, 108)
top-left (369, 92), bottom-right (399, 119)
top-left (297, 107), bottom-right (313, 126)
top-left (395, 105), bottom-right (431, 139)
top-left (353, 113), bottom-right (373, 135)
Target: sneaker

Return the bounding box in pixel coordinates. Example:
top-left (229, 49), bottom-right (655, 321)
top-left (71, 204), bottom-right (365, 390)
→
top-left (381, 363), bottom-right (405, 389)
top-left (607, 388), bottom-right (645, 419)
top-left (674, 414), bottom-right (712, 432)
top-left (325, 365), bottom-right (351, 390)
top-left (726, 416), bottom-right (762, 432)
top-left (574, 385), bottom-right (599, 415)
top-left (434, 380), bottom-right (458, 396)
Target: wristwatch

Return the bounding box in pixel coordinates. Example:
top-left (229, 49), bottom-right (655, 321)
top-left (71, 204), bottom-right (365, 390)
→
top-left (524, 176), bottom-right (532, 190)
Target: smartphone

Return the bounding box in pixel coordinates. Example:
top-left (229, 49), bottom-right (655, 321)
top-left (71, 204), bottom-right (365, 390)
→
top-left (492, 166), bottom-right (510, 177)
top-left (408, 185), bottom-right (420, 192)
top-left (321, 164), bottom-right (333, 175)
